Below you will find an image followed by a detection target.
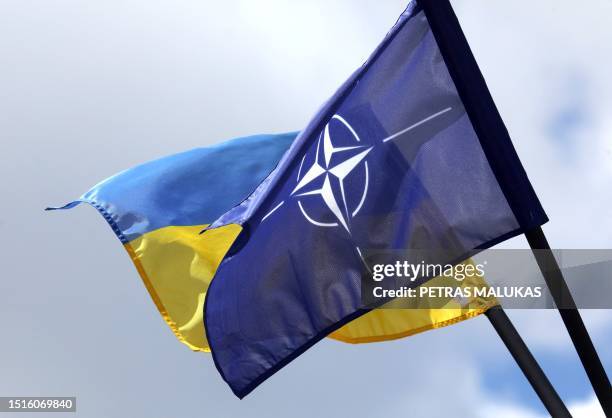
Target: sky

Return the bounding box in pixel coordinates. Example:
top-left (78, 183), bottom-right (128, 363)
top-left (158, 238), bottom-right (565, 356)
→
top-left (1, 0), bottom-right (611, 417)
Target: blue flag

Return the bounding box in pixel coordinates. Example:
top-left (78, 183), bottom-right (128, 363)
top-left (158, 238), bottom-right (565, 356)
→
top-left (205, 1), bottom-right (548, 397)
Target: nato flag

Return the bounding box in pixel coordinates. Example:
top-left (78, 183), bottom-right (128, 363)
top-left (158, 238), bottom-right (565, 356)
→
top-left (205, 0), bottom-right (548, 397)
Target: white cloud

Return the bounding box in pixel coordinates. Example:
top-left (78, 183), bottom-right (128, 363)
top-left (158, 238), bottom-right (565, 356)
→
top-left (568, 396), bottom-right (607, 418)
top-left (482, 396), bottom-right (605, 418)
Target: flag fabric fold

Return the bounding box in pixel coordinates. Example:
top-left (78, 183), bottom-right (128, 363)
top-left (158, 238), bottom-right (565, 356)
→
top-left (47, 132), bottom-right (297, 351)
top-left (204, 1), bottom-right (547, 398)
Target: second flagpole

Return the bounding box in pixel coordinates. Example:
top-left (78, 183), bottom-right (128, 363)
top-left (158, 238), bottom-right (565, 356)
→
top-left (486, 306), bottom-right (572, 418)
top-left (526, 227), bottom-right (612, 416)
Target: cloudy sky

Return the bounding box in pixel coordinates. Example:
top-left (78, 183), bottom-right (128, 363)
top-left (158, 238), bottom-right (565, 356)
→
top-left (1, 0), bottom-right (611, 417)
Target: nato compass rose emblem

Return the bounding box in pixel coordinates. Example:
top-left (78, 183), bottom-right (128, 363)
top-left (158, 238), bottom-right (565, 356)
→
top-left (290, 115), bottom-right (371, 234)
top-left (260, 106), bottom-right (452, 261)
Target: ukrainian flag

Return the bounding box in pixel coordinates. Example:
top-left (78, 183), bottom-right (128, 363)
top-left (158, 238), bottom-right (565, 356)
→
top-left (49, 132), bottom-right (496, 352)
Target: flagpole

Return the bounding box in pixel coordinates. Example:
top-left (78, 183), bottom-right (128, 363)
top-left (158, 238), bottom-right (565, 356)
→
top-left (417, 0), bottom-right (611, 412)
top-left (525, 226), bottom-right (612, 415)
top-left (485, 306), bottom-right (572, 417)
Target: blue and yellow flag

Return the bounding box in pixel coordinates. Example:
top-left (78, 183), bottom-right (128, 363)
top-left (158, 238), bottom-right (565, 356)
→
top-left (49, 131), bottom-right (495, 353)
top-left (48, 133), bottom-right (295, 351)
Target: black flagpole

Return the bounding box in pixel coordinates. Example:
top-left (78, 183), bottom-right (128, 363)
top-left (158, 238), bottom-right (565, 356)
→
top-left (526, 227), bottom-right (612, 416)
top-left (486, 306), bottom-right (572, 418)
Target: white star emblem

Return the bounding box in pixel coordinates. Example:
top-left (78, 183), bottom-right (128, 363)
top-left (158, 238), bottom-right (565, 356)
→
top-left (259, 107), bottom-right (453, 240)
top-left (291, 120), bottom-right (372, 233)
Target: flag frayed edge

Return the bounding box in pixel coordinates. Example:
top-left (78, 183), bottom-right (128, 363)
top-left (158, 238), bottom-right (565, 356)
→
top-left (46, 198), bottom-right (212, 353)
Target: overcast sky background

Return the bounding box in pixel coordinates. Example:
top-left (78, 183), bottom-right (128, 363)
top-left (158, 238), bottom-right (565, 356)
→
top-left (1, 0), bottom-right (611, 417)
